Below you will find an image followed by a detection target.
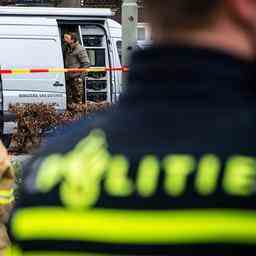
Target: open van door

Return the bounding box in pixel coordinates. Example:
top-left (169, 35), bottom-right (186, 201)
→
top-left (106, 19), bottom-right (122, 102)
top-left (0, 17), bottom-right (66, 135)
top-left (79, 23), bottom-right (111, 103)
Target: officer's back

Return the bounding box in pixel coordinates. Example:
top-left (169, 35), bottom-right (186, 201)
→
top-left (7, 0), bottom-right (256, 255)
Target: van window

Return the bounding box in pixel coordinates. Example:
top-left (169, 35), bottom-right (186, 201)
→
top-left (83, 35), bottom-right (104, 47)
top-left (116, 40), bottom-right (122, 64)
top-left (137, 27), bottom-right (146, 41)
top-left (87, 49), bottom-right (105, 67)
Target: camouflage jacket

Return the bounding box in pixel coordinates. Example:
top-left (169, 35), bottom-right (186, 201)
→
top-left (64, 42), bottom-right (90, 79)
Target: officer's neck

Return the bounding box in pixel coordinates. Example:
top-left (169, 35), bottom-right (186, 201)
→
top-left (153, 17), bottom-right (255, 61)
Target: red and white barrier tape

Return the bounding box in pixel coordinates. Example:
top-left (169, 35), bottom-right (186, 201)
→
top-left (0, 66), bottom-right (129, 75)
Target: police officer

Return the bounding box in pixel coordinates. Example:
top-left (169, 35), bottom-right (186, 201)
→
top-left (7, 0), bottom-right (256, 255)
top-left (64, 32), bottom-right (90, 105)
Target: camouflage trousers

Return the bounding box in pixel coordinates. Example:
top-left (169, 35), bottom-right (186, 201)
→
top-left (67, 77), bottom-right (84, 105)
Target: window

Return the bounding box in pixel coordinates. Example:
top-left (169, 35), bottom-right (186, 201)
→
top-left (137, 27), bottom-right (146, 41)
top-left (116, 40), bottom-right (122, 64)
top-left (87, 49), bottom-right (105, 67)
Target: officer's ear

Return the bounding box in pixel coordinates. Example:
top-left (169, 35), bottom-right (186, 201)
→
top-left (225, 0), bottom-right (256, 31)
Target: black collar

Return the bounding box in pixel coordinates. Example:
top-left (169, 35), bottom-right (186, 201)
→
top-left (123, 45), bottom-right (256, 106)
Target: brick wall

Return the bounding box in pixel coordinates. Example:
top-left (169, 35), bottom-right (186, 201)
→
top-left (0, 0), bottom-right (16, 5)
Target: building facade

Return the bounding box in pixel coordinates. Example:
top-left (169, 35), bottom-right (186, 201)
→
top-left (0, 0), bottom-right (145, 23)
top-left (82, 0), bottom-right (144, 23)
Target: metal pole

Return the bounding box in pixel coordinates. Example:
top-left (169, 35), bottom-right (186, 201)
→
top-left (122, 0), bottom-right (138, 87)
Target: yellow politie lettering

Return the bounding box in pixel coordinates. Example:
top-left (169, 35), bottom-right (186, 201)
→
top-left (223, 156), bottom-right (256, 196)
top-left (195, 154), bottom-right (221, 195)
top-left (36, 130), bottom-right (110, 210)
top-left (105, 155), bottom-right (133, 196)
top-left (163, 155), bottom-right (196, 196)
top-left (36, 154), bottom-right (64, 193)
top-left (137, 155), bottom-right (160, 197)
top-left (60, 130), bottom-right (110, 209)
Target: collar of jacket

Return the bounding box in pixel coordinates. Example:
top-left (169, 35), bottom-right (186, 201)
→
top-left (71, 42), bottom-right (79, 49)
top-left (66, 42), bottom-right (79, 53)
top-left (124, 45), bottom-right (256, 106)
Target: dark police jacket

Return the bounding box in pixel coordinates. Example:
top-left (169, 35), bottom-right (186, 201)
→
top-left (8, 46), bottom-right (256, 256)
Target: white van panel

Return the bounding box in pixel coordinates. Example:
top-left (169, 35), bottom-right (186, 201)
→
top-left (107, 19), bottom-right (122, 39)
top-left (0, 7), bottom-right (113, 18)
top-left (3, 90), bottom-right (66, 111)
top-left (0, 25), bottom-right (57, 37)
top-left (0, 17), bottom-right (57, 26)
top-left (0, 18), bottom-right (66, 113)
top-left (106, 19), bottom-right (122, 101)
top-left (0, 37), bottom-right (64, 92)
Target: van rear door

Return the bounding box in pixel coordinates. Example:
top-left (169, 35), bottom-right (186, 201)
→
top-left (0, 17), bottom-right (66, 117)
top-left (106, 19), bottom-right (122, 102)
top-left (79, 24), bottom-right (111, 103)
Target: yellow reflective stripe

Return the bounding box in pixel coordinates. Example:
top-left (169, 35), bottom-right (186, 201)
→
top-left (3, 246), bottom-right (22, 256)
top-left (0, 189), bottom-right (15, 205)
top-left (3, 247), bottom-right (110, 256)
top-left (25, 252), bottom-right (110, 256)
top-left (0, 189), bottom-right (14, 197)
top-left (48, 68), bottom-right (66, 73)
top-left (12, 208), bottom-right (256, 244)
top-left (11, 69), bottom-right (31, 74)
top-left (88, 67), bottom-right (106, 72)
top-left (0, 196), bottom-right (14, 205)
top-left (4, 247), bottom-right (109, 256)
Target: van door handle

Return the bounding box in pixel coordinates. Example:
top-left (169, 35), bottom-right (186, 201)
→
top-left (53, 81), bottom-right (64, 87)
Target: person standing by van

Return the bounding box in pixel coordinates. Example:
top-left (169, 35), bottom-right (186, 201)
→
top-left (63, 32), bottom-right (90, 105)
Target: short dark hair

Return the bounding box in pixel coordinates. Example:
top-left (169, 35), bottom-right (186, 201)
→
top-left (146, 0), bottom-right (220, 30)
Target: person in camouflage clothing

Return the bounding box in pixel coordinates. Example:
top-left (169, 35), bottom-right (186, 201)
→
top-left (64, 32), bottom-right (90, 105)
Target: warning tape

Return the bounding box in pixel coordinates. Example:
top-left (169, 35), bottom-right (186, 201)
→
top-left (0, 66), bottom-right (129, 75)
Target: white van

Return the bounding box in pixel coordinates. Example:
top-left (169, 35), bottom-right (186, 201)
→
top-left (0, 7), bottom-right (122, 141)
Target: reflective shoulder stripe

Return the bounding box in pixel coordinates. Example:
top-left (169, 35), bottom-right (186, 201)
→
top-left (4, 247), bottom-right (110, 256)
top-left (11, 207), bottom-right (256, 244)
top-left (4, 246), bottom-right (22, 256)
top-left (0, 189), bottom-right (14, 197)
top-left (28, 253), bottom-right (110, 256)
top-left (0, 195), bottom-right (14, 205)
top-left (0, 189), bottom-right (14, 205)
